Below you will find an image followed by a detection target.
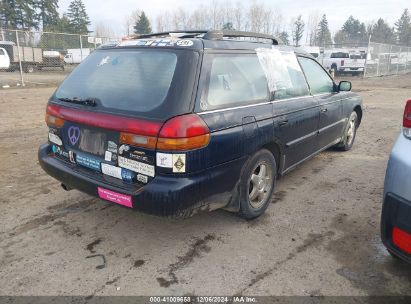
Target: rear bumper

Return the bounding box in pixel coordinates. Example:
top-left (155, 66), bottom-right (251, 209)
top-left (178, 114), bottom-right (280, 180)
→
top-left (381, 193), bottom-right (411, 264)
top-left (39, 143), bottom-right (245, 217)
top-left (339, 67), bottom-right (364, 72)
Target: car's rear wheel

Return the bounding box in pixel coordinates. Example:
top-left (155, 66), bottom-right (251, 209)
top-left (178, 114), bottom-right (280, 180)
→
top-left (238, 149), bottom-right (276, 219)
top-left (336, 111), bottom-right (358, 151)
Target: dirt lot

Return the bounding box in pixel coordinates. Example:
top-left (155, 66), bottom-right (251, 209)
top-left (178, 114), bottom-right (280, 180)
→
top-left (0, 68), bottom-right (73, 88)
top-left (0, 74), bottom-right (411, 297)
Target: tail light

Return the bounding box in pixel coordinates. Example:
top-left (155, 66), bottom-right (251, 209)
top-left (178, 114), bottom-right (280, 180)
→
top-left (341, 60), bottom-right (344, 66)
top-left (392, 226), bottom-right (411, 255)
top-left (45, 113), bottom-right (65, 128)
top-left (403, 99), bottom-right (411, 139)
top-left (45, 104), bottom-right (209, 151)
top-left (157, 114), bottom-right (210, 151)
top-left (46, 105), bottom-right (65, 127)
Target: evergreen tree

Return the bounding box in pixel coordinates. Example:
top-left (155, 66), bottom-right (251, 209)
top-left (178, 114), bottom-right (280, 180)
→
top-left (66, 0), bottom-right (90, 34)
top-left (222, 22), bottom-right (234, 30)
top-left (315, 14), bottom-right (332, 46)
top-left (0, 0), bottom-right (38, 29)
top-left (36, 0), bottom-right (59, 30)
top-left (336, 16), bottom-right (367, 45)
top-left (278, 31), bottom-right (289, 45)
top-left (334, 30), bottom-right (349, 45)
top-left (370, 18), bottom-right (395, 44)
top-left (292, 15), bottom-right (304, 47)
top-left (46, 14), bottom-right (72, 32)
top-left (134, 11), bottom-right (152, 34)
top-left (395, 9), bottom-right (411, 46)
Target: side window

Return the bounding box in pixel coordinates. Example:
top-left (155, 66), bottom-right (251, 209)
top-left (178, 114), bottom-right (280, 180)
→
top-left (204, 54), bottom-right (268, 109)
top-left (298, 57), bottom-right (334, 95)
top-left (256, 49), bottom-right (309, 100)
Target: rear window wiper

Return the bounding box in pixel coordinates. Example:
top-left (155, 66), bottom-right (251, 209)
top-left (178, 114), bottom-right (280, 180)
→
top-left (58, 97), bottom-right (98, 107)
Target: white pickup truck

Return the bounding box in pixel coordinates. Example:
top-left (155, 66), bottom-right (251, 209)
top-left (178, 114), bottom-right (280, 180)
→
top-left (318, 50), bottom-right (366, 75)
top-left (0, 47), bottom-right (10, 69)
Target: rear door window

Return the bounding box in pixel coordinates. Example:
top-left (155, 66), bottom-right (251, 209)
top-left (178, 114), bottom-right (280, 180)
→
top-left (298, 57), bottom-right (334, 95)
top-left (199, 54), bottom-right (269, 110)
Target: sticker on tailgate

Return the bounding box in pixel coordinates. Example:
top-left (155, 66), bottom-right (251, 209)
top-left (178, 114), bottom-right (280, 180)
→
top-left (101, 163), bottom-right (122, 179)
top-left (118, 156), bottom-right (155, 177)
top-left (76, 153), bottom-right (101, 171)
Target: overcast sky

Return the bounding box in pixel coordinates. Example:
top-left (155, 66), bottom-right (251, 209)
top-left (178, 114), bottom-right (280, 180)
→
top-left (58, 0), bottom-right (409, 37)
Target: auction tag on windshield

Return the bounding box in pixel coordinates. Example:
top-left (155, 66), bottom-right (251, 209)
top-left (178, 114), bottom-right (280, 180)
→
top-left (118, 156), bottom-right (155, 177)
top-left (101, 163), bottom-right (122, 180)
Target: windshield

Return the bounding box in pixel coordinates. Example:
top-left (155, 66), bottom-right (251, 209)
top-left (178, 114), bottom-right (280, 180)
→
top-left (53, 48), bottom-right (198, 120)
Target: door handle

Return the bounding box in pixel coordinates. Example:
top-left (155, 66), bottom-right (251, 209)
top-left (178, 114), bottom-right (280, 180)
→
top-left (320, 108), bottom-right (328, 113)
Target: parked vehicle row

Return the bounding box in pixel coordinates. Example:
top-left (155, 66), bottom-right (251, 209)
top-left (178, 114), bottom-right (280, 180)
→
top-left (0, 41), bottom-right (65, 72)
top-left (0, 41), bottom-right (93, 73)
top-left (35, 29), bottom-right (411, 265)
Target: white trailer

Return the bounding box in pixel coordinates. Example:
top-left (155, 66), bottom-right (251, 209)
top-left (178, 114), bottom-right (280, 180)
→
top-left (64, 48), bottom-right (91, 64)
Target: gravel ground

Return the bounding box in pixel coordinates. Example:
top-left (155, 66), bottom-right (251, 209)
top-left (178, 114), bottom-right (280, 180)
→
top-left (0, 74), bottom-right (410, 296)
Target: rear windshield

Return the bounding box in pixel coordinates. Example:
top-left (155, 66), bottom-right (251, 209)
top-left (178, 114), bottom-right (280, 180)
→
top-left (349, 54), bottom-right (362, 59)
top-left (330, 52), bottom-right (349, 58)
top-left (53, 48), bottom-right (198, 120)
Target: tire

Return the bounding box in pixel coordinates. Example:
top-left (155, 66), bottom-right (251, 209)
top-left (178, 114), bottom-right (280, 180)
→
top-left (24, 65), bottom-right (35, 73)
top-left (331, 65), bottom-right (338, 76)
top-left (238, 149), bottom-right (276, 220)
top-left (336, 111), bottom-right (358, 151)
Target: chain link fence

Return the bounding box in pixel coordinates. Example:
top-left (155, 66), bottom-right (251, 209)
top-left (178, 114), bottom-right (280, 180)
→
top-left (364, 42), bottom-right (411, 77)
top-left (0, 29), bottom-right (119, 88)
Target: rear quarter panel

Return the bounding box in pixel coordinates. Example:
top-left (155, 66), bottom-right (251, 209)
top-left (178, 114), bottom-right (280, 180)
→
top-left (384, 134), bottom-right (411, 201)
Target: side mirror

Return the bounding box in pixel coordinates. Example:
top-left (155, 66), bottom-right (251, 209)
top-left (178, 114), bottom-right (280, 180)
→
top-left (338, 81), bottom-right (352, 92)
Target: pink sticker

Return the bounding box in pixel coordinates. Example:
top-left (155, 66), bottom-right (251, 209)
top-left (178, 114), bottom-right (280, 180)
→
top-left (98, 187), bottom-right (133, 208)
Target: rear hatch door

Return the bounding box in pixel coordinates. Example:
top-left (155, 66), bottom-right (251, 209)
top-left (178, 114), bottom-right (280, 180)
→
top-left (49, 46), bottom-right (199, 185)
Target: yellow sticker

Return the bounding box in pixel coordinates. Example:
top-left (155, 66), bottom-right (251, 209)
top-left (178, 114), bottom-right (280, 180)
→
top-left (172, 154), bottom-right (186, 173)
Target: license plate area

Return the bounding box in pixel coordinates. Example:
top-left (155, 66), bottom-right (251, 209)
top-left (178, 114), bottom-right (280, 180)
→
top-left (77, 128), bottom-right (107, 156)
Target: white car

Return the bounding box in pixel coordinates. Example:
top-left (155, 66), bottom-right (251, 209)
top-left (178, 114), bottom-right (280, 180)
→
top-left (0, 47), bottom-right (10, 69)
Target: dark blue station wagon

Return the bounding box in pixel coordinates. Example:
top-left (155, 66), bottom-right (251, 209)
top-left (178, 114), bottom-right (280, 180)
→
top-left (38, 30), bottom-right (363, 219)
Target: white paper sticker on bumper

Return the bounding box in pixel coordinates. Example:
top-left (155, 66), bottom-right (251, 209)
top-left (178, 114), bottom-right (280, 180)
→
top-left (118, 156), bottom-right (155, 177)
top-left (101, 163), bottom-right (122, 179)
top-left (172, 154), bottom-right (186, 173)
top-left (156, 153), bottom-right (173, 168)
top-left (49, 133), bottom-right (62, 146)
top-left (105, 150), bottom-right (112, 161)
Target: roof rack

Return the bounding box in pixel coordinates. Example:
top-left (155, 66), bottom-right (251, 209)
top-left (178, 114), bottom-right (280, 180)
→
top-left (133, 30), bottom-right (281, 45)
top-left (133, 30), bottom-right (208, 39)
top-left (204, 30), bottom-right (280, 45)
